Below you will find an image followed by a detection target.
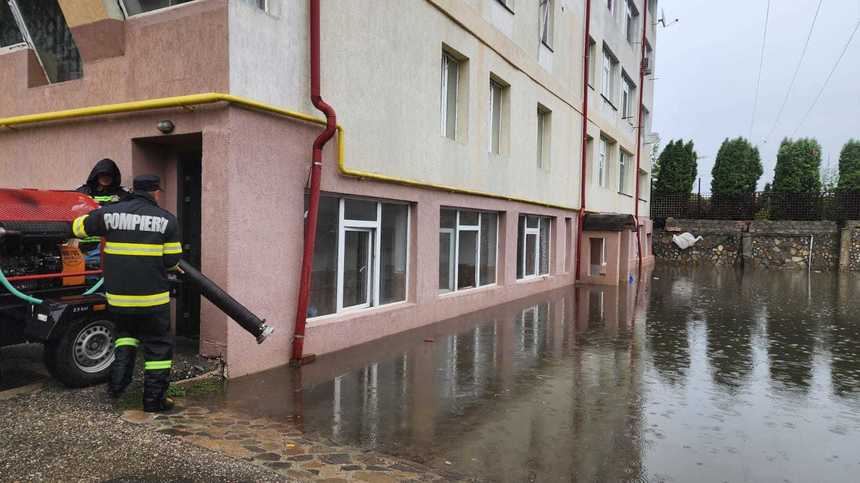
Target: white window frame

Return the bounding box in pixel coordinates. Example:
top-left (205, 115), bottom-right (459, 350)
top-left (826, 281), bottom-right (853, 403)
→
top-left (440, 53), bottom-right (459, 139)
top-left (539, 0), bottom-right (554, 49)
top-left (118, 0), bottom-right (199, 17)
top-left (589, 237), bottom-right (607, 276)
top-left (625, 0), bottom-right (636, 43)
top-left (587, 38), bottom-right (596, 87)
top-left (619, 151), bottom-right (628, 194)
top-left (537, 106), bottom-right (551, 169)
top-left (621, 77), bottom-right (632, 119)
top-left (598, 138), bottom-right (608, 188)
top-left (601, 51), bottom-right (612, 99)
top-left (310, 197), bottom-right (409, 317)
top-left (439, 227), bottom-right (456, 292)
top-left (440, 209), bottom-right (498, 293)
top-left (489, 79), bottom-right (504, 154)
top-left (519, 215), bottom-right (551, 280)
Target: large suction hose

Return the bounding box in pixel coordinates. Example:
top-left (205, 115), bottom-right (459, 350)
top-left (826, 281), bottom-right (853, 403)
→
top-left (177, 260), bottom-right (274, 344)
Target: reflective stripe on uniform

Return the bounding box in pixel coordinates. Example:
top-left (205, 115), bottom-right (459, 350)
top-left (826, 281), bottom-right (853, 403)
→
top-left (115, 337), bottom-right (140, 348)
top-left (103, 242), bottom-right (163, 256)
top-left (163, 242), bottom-right (183, 255)
top-left (106, 291), bottom-right (170, 307)
top-left (72, 215), bottom-right (89, 238)
top-left (144, 360), bottom-right (172, 371)
top-left (93, 195), bottom-right (117, 203)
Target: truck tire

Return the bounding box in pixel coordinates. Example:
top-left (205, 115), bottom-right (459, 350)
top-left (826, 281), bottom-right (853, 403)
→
top-left (44, 315), bottom-right (115, 388)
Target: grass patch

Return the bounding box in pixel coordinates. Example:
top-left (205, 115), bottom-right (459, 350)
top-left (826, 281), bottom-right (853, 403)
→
top-left (115, 376), bottom-right (224, 412)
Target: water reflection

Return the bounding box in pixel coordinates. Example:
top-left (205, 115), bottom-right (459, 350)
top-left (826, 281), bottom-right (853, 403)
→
top-left (211, 266), bottom-right (860, 482)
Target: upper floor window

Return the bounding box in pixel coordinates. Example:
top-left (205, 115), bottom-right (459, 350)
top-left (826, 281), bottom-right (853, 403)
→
top-left (0, 2), bottom-right (24, 48)
top-left (601, 48), bottom-right (618, 104)
top-left (537, 105), bottom-right (552, 169)
top-left (441, 52), bottom-right (459, 140)
top-left (489, 76), bottom-right (510, 155)
top-left (539, 0), bottom-right (554, 49)
top-left (587, 37), bottom-right (596, 87)
top-left (607, 0), bottom-right (614, 14)
top-left (7, 0), bottom-right (82, 83)
top-left (120, 0), bottom-right (195, 16)
top-left (597, 137), bottom-right (609, 188)
top-left (439, 209), bottom-right (498, 293)
top-left (619, 150), bottom-right (630, 194)
top-left (621, 74), bottom-right (635, 120)
top-left (625, 0), bottom-right (638, 43)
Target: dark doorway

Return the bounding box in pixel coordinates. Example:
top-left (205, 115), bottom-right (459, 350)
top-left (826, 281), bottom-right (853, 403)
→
top-left (132, 133), bottom-right (202, 338)
top-left (176, 150), bottom-right (202, 337)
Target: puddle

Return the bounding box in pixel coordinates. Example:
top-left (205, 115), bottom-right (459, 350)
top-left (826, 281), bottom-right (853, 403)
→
top-left (154, 266), bottom-right (860, 482)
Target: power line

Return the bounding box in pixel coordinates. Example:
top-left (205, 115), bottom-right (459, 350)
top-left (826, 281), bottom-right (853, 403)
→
top-left (790, 17), bottom-right (860, 138)
top-left (764, 0), bottom-right (823, 144)
top-left (748, 0), bottom-right (772, 139)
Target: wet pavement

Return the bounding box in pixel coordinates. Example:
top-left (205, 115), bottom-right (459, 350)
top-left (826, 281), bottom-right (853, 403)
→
top-left (152, 266), bottom-right (860, 482)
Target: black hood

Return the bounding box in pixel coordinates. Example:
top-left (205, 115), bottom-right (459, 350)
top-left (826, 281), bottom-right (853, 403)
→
top-left (86, 158), bottom-right (122, 188)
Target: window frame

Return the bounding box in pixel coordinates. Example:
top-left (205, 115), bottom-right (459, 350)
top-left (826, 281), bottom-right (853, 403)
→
top-left (489, 79), bottom-right (504, 154)
top-left (587, 37), bottom-right (596, 87)
top-left (539, 0), bottom-right (554, 49)
top-left (537, 105), bottom-right (551, 169)
top-left (119, 0), bottom-right (199, 17)
top-left (310, 196), bottom-right (410, 319)
top-left (495, 0), bottom-right (515, 13)
top-left (518, 215), bottom-right (552, 280)
top-left (625, 0), bottom-right (637, 44)
top-left (619, 150), bottom-right (629, 194)
top-left (439, 209), bottom-right (499, 294)
top-left (440, 52), bottom-right (459, 139)
top-left (598, 137), bottom-right (608, 188)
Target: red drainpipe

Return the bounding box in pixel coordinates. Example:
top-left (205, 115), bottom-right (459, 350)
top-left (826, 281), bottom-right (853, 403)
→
top-left (575, 0), bottom-right (592, 282)
top-left (292, 0), bottom-right (337, 366)
top-left (633, 0), bottom-right (649, 278)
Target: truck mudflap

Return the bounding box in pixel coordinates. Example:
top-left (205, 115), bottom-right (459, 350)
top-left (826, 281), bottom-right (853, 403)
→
top-left (26, 294), bottom-right (107, 342)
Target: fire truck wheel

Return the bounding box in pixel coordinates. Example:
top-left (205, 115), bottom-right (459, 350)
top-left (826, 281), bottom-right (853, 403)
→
top-left (44, 315), bottom-right (116, 388)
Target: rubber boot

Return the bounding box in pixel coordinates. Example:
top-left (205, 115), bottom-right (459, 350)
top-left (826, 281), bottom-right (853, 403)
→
top-left (108, 346), bottom-right (136, 399)
top-left (143, 370), bottom-right (173, 413)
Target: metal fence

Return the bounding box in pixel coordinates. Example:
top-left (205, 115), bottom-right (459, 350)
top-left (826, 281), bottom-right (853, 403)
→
top-left (650, 192), bottom-right (860, 221)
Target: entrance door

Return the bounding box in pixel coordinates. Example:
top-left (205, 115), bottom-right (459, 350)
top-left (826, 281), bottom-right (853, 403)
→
top-left (175, 150), bottom-right (202, 337)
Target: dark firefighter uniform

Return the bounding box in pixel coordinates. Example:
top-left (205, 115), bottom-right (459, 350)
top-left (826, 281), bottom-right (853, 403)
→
top-left (71, 175), bottom-right (181, 412)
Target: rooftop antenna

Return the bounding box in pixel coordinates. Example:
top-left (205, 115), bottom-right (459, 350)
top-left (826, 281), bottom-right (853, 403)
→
top-left (657, 8), bottom-right (679, 28)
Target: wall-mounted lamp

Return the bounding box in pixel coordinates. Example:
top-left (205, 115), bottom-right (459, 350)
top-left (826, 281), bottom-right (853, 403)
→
top-left (157, 120), bottom-right (175, 134)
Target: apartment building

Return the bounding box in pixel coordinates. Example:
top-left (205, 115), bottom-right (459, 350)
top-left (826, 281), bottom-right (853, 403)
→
top-left (0, 0), bottom-right (655, 377)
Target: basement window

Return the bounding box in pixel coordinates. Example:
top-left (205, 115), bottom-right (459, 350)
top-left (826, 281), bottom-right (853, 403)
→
top-left (307, 195), bottom-right (409, 318)
top-left (517, 215), bottom-right (551, 280)
top-left (439, 209), bottom-right (498, 293)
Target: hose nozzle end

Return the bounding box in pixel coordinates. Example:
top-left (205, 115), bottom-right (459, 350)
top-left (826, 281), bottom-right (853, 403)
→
top-left (256, 324), bottom-right (275, 344)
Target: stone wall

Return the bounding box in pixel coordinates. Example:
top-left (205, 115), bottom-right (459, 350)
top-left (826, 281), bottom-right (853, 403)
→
top-left (654, 219), bottom-right (852, 271)
top-left (652, 220), bottom-right (744, 266)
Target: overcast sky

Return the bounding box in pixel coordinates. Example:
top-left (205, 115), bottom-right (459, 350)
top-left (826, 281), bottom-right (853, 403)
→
top-left (653, 0), bottom-right (860, 193)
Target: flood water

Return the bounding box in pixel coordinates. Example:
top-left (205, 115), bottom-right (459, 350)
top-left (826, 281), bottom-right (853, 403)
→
top-left (214, 266), bottom-right (860, 482)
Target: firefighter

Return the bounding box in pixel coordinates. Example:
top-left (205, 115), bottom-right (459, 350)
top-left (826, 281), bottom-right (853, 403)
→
top-left (71, 175), bottom-right (182, 413)
top-left (74, 158), bottom-right (130, 269)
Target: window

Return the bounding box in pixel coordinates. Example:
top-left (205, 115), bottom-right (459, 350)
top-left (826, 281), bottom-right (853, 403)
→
top-left (7, 0), bottom-right (82, 83)
top-left (625, 0), bottom-right (638, 43)
top-left (607, 0), bottom-right (614, 14)
top-left (564, 218), bottom-right (573, 272)
top-left (489, 77), bottom-right (508, 154)
top-left (639, 169), bottom-right (650, 200)
top-left (257, 0), bottom-right (268, 11)
top-left (621, 75), bottom-right (635, 120)
top-left (641, 105), bottom-right (650, 140)
top-left (587, 38), bottom-right (596, 87)
top-left (601, 48), bottom-right (618, 104)
top-left (517, 215), bottom-right (552, 279)
top-left (439, 209), bottom-right (498, 293)
top-left (0, 2), bottom-right (24, 48)
top-left (589, 238), bottom-right (606, 276)
top-left (644, 40), bottom-right (653, 75)
top-left (121, 0), bottom-right (195, 16)
top-left (619, 151), bottom-right (630, 194)
top-left (441, 53), bottom-right (459, 139)
top-left (597, 137), bottom-right (608, 188)
top-left (495, 0), bottom-right (515, 11)
top-left (308, 196), bottom-right (409, 317)
top-left (537, 105), bottom-right (551, 169)
top-left (539, 0), bottom-right (554, 49)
